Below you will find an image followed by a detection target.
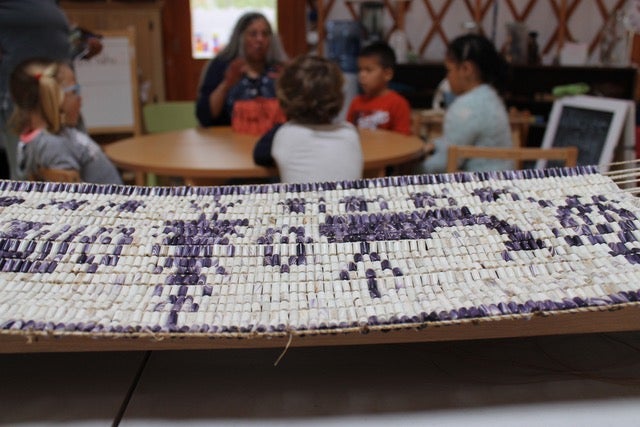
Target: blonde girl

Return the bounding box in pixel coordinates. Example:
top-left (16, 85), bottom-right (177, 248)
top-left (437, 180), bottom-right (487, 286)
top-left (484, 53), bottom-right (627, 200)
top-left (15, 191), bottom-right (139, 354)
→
top-left (9, 58), bottom-right (122, 184)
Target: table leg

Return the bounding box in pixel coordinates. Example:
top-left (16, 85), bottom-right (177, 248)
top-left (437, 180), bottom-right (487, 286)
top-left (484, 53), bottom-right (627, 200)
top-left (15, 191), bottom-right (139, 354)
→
top-left (363, 168), bottom-right (386, 178)
top-left (134, 171), bottom-right (146, 186)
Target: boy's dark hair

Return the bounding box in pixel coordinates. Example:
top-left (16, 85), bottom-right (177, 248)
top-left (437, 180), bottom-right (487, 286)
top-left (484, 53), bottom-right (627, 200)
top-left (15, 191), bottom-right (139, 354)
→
top-left (446, 34), bottom-right (508, 89)
top-left (358, 41), bottom-right (396, 69)
top-left (276, 55), bottom-right (344, 125)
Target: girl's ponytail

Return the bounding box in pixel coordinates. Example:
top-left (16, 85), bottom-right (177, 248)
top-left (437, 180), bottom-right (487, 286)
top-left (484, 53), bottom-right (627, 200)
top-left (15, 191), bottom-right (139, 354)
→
top-left (37, 64), bottom-right (63, 133)
top-left (9, 59), bottom-right (63, 134)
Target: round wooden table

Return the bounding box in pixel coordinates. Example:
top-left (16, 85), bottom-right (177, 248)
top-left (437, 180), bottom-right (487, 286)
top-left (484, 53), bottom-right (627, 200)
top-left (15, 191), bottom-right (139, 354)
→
top-left (105, 127), bottom-right (428, 185)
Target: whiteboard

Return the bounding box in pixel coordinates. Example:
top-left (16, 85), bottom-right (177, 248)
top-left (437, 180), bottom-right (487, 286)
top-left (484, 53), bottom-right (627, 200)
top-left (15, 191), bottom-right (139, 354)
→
top-left (74, 28), bottom-right (142, 135)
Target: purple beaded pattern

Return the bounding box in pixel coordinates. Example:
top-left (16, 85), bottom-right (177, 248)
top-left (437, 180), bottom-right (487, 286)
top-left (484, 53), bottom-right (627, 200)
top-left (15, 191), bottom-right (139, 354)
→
top-left (1, 166), bottom-right (640, 335)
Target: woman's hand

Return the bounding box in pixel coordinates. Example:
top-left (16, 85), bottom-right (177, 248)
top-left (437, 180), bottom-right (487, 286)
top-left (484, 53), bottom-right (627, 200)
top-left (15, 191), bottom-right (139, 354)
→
top-left (224, 58), bottom-right (247, 86)
top-left (208, 57), bottom-right (246, 120)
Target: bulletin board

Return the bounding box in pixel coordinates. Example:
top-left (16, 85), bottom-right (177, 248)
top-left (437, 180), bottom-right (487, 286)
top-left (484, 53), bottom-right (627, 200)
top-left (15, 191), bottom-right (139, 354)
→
top-left (73, 28), bottom-right (142, 135)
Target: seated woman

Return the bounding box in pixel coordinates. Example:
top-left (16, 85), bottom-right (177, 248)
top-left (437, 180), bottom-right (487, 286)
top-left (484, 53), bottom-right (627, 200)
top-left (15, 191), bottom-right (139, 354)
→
top-left (9, 58), bottom-right (122, 184)
top-left (253, 55), bottom-right (363, 184)
top-left (195, 12), bottom-right (288, 127)
top-left (420, 34), bottom-right (513, 173)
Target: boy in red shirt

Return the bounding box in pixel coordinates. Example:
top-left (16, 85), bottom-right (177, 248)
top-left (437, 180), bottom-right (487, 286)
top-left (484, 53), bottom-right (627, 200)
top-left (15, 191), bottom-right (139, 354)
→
top-left (347, 41), bottom-right (412, 135)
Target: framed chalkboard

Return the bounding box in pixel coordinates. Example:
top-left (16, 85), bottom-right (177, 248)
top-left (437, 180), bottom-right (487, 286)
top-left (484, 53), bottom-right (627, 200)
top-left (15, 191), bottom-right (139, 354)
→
top-left (73, 28), bottom-right (142, 135)
top-left (537, 95), bottom-right (634, 172)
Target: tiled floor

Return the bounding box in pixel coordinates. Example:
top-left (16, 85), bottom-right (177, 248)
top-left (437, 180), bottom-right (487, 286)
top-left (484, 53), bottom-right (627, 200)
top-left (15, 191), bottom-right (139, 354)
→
top-left (3, 332), bottom-right (640, 426)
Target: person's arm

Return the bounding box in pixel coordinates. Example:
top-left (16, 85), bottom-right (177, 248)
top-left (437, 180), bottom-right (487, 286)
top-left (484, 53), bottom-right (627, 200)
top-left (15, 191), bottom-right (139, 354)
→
top-left (196, 60), bottom-right (225, 126)
top-left (253, 123), bottom-right (283, 166)
top-left (196, 59), bottom-right (234, 126)
top-left (208, 59), bottom-right (245, 118)
top-left (421, 103), bottom-right (477, 173)
top-left (420, 136), bottom-right (451, 174)
top-left (207, 79), bottom-right (231, 121)
top-left (199, 57), bottom-right (247, 127)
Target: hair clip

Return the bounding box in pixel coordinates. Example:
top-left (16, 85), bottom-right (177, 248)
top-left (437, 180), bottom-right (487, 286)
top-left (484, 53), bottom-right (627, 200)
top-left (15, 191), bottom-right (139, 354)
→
top-left (34, 73), bottom-right (42, 81)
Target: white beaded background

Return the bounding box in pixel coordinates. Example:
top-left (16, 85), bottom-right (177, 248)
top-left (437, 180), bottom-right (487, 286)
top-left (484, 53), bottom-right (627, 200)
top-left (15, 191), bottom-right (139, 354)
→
top-left (1, 167), bottom-right (640, 337)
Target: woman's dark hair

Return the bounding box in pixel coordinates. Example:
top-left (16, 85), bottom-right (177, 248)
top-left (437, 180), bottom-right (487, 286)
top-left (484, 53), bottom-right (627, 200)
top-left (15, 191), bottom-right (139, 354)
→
top-left (277, 55), bottom-right (344, 124)
top-left (447, 34), bottom-right (508, 90)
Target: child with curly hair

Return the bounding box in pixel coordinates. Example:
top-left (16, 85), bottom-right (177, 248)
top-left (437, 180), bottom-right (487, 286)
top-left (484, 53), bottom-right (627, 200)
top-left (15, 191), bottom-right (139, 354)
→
top-left (253, 55), bottom-right (363, 184)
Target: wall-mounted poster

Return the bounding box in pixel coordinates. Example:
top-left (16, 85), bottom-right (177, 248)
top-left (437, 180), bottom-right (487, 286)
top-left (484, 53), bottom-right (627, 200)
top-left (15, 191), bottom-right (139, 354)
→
top-left (190, 0), bottom-right (277, 59)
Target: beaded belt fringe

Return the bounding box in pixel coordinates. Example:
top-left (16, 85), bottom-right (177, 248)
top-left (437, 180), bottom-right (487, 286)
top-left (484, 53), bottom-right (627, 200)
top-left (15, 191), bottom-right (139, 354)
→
top-left (1, 166), bottom-right (640, 343)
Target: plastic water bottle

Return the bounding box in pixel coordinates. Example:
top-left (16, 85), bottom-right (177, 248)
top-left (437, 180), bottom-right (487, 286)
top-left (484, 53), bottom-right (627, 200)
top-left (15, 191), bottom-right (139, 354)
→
top-left (325, 20), bottom-right (361, 73)
top-left (388, 29), bottom-right (408, 64)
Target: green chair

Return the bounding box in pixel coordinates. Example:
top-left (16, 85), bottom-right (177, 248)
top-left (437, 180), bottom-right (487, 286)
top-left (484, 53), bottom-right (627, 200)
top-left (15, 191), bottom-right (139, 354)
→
top-left (142, 101), bottom-right (198, 185)
top-left (142, 101), bottom-right (198, 134)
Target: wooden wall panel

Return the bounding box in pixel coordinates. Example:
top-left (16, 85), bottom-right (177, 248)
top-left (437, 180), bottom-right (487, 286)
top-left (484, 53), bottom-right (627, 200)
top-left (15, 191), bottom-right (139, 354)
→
top-left (277, 0), bottom-right (308, 59)
top-left (161, 0), bottom-right (202, 101)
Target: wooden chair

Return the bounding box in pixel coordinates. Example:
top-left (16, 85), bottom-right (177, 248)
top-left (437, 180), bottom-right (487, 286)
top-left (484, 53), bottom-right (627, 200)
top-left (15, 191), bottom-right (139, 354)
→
top-left (508, 108), bottom-right (532, 148)
top-left (446, 145), bottom-right (579, 173)
top-left (411, 109), bottom-right (444, 140)
top-left (30, 168), bottom-right (82, 183)
top-left (508, 108), bottom-right (533, 169)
